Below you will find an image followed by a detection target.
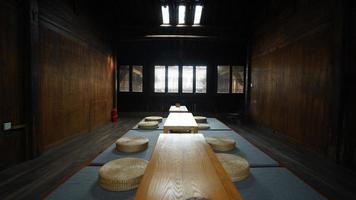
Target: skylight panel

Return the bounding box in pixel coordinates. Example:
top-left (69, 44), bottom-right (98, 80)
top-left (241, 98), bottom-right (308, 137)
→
top-left (178, 5), bottom-right (186, 24)
top-left (194, 5), bottom-right (203, 25)
top-left (161, 5), bottom-right (170, 24)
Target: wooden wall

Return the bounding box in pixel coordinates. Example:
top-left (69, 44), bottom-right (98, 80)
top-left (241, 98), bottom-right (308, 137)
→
top-left (0, 0), bottom-right (114, 169)
top-left (37, 0), bottom-right (114, 150)
top-left (249, 0), bottom-right (335, 154)
top-left (39, 27), bottom-right (114, 150)
top-left (0, 0), bottom-right (27, 170)
top-left (344, 0), bottom-right (356, 168)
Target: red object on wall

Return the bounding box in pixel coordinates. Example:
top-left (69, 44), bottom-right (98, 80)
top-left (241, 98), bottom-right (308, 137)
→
top-left (111, 108), bottom-right (118, 122)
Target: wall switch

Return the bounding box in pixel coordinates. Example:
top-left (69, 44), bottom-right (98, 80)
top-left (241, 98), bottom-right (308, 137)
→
top-left (3, 122), bottom-right (11, 131)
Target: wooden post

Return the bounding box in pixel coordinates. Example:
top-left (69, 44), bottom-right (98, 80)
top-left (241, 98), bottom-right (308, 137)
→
top-left (25, 0), bottom-right (41, 157)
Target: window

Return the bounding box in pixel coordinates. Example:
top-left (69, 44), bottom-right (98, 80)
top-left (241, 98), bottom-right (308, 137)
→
top-left (154, 65), bottom-right (207, 94)
top-left (182, 66), bottom-right (193, 93)
top-left (167, 66), bottom-right (179, 93)
top-left (119, 65), bottom-right (130, 92)
top-left (161, 5), bottom-right (170, 24)
top-left (232, 66), bottom-right (244, 93)
top-left (132, 65), bottom-right (143, 92)
top-left (119, 65), bottom-right (144, 92)
top-left (196, 66), bottom-right (207, 93)
top-left (217, 65), bottom-right (245, 94)
top-left (178, 5), bottom-right (186, 24)
top-left (194, 5), bottom-right (203, 25)
top-left (217, 65), bottom-right (230, 93)
top-left (154, 66), bottom-right (166, 93)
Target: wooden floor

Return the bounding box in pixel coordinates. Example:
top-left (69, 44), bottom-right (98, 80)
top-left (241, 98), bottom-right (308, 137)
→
top-left (219, 115), bottom-right (356, 200)
top-left (0, 113), bottom-right (355, 200)
top-left (0, 116), bottom-right (140, 200)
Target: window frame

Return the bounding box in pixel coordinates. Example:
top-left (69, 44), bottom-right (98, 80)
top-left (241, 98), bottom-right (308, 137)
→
top-left (153, 65), bottom-right (208, 95)
top-left (216, 65), bottom-right (245, 95)
top-left (132, 65), bottom-right (144, 93)
top-left (118, 65), bottom-right (144, 93)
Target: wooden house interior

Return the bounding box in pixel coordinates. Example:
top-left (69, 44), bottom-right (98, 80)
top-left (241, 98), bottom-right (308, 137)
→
top-left (0, 0), bottom-right (355, 199)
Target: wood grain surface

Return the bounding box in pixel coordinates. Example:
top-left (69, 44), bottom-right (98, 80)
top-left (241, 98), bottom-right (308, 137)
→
top-left (135, 134), bottom-right (242, 200)
top-left (163, 113), bottom-right (198, 133)
top-left (169, 106), bottom-right (189, 112)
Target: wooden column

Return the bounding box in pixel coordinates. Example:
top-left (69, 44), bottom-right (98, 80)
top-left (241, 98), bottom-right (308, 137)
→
top-left (25, 0), bottom-right (41, 157)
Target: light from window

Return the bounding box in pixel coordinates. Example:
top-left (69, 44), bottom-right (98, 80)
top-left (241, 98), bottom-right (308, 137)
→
top-left (178, 5), bottom-right (186, 24)
top-left (217, 65), bottom-right (230, 93)
top-left (167, 66), bottom-right (179, 93)
top-left (232, 66), bottom-right (244, 93)
top-left (194, 5), bottom-right (203, 25)
top-left (182, 66), bottom-right (193, 93)
top-left (196, 66), bottom-right (207, 93)
top-left (154, 66), bottom-right (166, 93)
top-left (132, 65), bottom-right (143, 92)
top-left (161, 5), bottom-right (170, 24)
top-left (119, 65), bottom-right (130, 92)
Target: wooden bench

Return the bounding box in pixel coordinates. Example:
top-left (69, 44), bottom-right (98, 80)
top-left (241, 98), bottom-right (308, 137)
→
top-left (135, 134), bottom-right (243, 200)
top-left (169, 105), bottom-right (188, 112)
top-left (163, 112), bottom-right (198, 133)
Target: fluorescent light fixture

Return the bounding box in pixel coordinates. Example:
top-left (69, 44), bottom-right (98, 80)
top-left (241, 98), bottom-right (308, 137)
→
top-left (161, 5), bottom-right (170, 24)
top-left (178, 5), bottom-right (186, 24)
top-left (145, 35), bottom-right (213, 38)
top-left (194, 5), bottom-right (203, 24)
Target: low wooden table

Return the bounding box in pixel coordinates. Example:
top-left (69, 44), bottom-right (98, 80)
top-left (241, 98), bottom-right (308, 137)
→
top-left (163, 112), bottom-right (198, 133)
top-left (169, 105), bottom-right (188, 112)
top-left (135, 134), bottom-right (242, 200)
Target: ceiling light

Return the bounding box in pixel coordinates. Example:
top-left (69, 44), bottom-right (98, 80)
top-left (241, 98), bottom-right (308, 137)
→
top-left (194, 5), bottom-right (203, 25)
top-left (161, 5), bottom-right (170, 24)
top-left (178, 5), bottom-right (186, 24)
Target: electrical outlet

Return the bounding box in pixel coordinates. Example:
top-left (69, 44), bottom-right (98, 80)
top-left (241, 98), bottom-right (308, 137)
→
top-left (3, 122), bottom-right (11, 131)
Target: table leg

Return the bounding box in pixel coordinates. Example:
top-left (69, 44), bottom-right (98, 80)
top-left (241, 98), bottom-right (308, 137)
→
top-left (193, 127), bottom-right (198, 133)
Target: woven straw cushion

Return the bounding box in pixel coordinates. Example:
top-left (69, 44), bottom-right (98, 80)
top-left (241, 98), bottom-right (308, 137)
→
top-left (198, 123), bottom-right (210, 130)
top-left (99, 158), bottom-right (148, 192)
top-left (205, 137), bottom-right (236, 152)
top-left (115, 136), bottom-right (149, 153)
top-left (138, 121), bottom-right (159, 129)
top-left (144, 116), bottom-right (163, 123)
top-left (216, 153), bottom-right (250, 182)
top-left (194, 116), bottom-right (207, 123)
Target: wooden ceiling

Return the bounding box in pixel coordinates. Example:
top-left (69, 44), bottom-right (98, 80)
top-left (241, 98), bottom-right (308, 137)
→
top-left (89, 0), bottom-right (266, 39)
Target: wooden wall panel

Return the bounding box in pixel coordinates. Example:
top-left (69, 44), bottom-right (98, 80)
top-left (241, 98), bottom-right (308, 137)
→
top-left (0, 1), bottom-right (27, 169)
top-left (250, 0), bottom-right (334, 154)
top-left (39, 26), bottom-right (114, 150)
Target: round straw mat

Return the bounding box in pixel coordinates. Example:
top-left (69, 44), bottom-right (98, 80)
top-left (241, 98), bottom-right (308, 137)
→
top-left (98, 158), bottom-right (148, 192)
top-left (205, 137), bottom-right (236, 152)
top-left (194, 116), bottom-right (207, 123)
top-left (138, 121), bottom-right (159, 129)
top-left (144, 116), bottom-right (163, 122)
top-left (198, 123), bottom-right (210, 130)
top-left (216, 153), bottom-right (250, 182)
top-left (116, 136), bottom-right (149, 153)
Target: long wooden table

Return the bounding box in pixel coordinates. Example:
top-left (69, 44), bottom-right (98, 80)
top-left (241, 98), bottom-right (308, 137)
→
top-left (169, 105), bottom-right (188, 112)
top-left (135, 134), bottom-right (243, 200)
top-left (163, 112), bottom-right (198, 133)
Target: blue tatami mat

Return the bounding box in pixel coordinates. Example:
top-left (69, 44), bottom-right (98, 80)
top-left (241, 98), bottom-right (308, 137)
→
top-left (236, 167), bottom-right (326, 200)
top-left (46, 166), bottom-right (135, 200)
top-left (131, 118), bottom-right (230, 130)
top-left (90, 130), bottom-right (161, 166)
top-left (204, 118), bottom-right (231, 130)
top-left (201, 130), bottom-right (279, 167)
top-left (47, 167), bottom-right (325, 200)
top-left (132, 118), bottom-right (166, 130)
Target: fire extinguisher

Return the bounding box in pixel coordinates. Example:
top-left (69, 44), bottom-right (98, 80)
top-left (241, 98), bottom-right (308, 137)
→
top-left (111, 108), bottom-right (118, 122)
